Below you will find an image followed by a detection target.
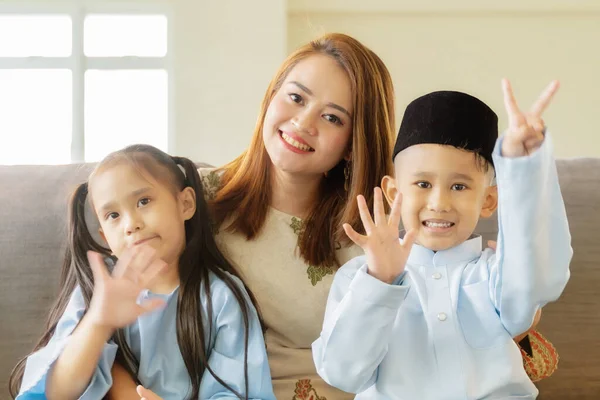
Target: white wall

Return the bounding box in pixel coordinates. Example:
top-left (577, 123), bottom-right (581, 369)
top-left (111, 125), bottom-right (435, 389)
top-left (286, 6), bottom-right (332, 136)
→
top-left (288, 0), bottom-right (600, 158)
top-left (171, 0), bottom-right (286, 165)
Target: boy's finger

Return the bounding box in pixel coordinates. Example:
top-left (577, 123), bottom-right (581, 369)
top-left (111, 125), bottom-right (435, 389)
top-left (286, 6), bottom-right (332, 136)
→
top-left (502, 79), bottom-right (521, 123)
top-left (373, 187), bottom-right (385, 226)
top-left (357, 195), bottom-right (375, 235)
top-left (343, 223), bottom-right (367, 247)
top-left (402, 228), bottom-right (418, 250)
top-left (388, 192), bottom-right (403, 229)
top-left (530, 80), bottom-right (560, 117)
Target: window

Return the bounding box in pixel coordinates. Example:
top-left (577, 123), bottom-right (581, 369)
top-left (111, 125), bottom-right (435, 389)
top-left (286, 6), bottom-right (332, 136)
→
top-left (0, 3), bottom-right (172, 165)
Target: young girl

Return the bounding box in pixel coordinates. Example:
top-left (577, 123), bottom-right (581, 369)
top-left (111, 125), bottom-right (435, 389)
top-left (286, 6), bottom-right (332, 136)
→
top-left (9, 145), bottom-right (275, 400)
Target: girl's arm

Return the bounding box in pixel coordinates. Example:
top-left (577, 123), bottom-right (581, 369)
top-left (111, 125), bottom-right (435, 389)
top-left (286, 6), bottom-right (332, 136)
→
top-left (46, 315), bottom-right (114, 399)
top-left (16, 286), bottom-right (119, 400)
top-left (200, 274), bottom-right (275, 400)
top-left (106, 363), bottom-right (140, 400)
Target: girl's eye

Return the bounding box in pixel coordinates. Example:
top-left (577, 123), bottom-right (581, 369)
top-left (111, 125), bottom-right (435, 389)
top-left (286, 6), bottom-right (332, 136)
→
top-left (416, 182), bottom-right (431, 189)
top-left (138, 198), bottom-right (151, 207)
top-left (452, 184), bottom-right (467, 191)
top-left (289, 93), bottom-right (303, 104)
top-left (324, 114), bottom-right (343, 126)
top-left (106, 212), bottom-right (119, 220)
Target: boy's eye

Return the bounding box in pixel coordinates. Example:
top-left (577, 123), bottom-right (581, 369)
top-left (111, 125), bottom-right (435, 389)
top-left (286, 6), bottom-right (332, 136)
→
top-left (138, 198), bottom-right (151, 207)
top-left (289, 93), bottom-right (303, 104)
top-left (452, 184), bottom-right (467, 191)
top-left (416, 182), bottom-right (431, 189)
top-left (324, 114), bottom-right (343, 126)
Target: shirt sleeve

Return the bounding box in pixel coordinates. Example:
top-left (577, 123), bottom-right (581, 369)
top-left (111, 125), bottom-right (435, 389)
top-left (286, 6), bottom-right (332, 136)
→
top-left (16, 286), bottom-right (118, 400)
top-left (486, 132), bottom-right (572, 337)
top-left (312, 256), bottom-right (409, 394)
top-left (199, 274), bottom-right (276, 400)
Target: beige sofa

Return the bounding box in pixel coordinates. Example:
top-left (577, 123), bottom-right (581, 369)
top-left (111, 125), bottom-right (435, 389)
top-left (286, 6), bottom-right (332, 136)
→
top-left (1, 159), bottom-right (599, 399)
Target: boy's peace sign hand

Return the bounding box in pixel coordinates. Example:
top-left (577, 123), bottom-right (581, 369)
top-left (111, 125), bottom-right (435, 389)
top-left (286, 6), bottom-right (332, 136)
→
top-left (344, 187), bottom-right (417, 284)
top-left (501, 79), bottom-right (560, 158)
top-left (87, 245), bottom-right (167, 331)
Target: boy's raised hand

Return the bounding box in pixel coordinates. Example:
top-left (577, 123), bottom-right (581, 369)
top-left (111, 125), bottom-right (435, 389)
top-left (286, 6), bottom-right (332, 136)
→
top-left (344, 187), bottom-right (417, 284)
top-left (501, 78), bottom-right (560, 158)
top-left (86, 245), bottom-right (167, 331)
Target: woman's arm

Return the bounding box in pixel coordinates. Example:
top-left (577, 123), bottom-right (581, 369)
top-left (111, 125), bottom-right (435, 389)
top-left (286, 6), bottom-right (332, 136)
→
top-left (106, 363), bottom-right (139, 400)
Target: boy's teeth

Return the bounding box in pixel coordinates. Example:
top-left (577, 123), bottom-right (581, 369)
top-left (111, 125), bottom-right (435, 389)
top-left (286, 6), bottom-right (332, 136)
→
top-left (282, 132), bottom-right (313, 151)
top-left (425, 221), bottom-right (453, 228)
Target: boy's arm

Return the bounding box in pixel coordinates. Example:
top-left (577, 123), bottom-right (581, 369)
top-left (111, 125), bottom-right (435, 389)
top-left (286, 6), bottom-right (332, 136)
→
top-left (312, 257), bottom-right (409, 394)
top-left (489, 80), bottom-right (572, 337)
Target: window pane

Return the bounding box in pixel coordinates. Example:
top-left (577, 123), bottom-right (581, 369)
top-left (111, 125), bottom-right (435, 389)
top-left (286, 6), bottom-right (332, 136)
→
top-left (85, 70), bottom-right (168, 162)
top-left (84, 15), bottom-right (167, 57)
top-left (0, 70), bottom-right (72, 165)
top-left (0, 15), bottom-right (71, 56)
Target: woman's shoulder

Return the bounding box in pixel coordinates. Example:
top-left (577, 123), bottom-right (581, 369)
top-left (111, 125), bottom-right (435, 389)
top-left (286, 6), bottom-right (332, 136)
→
top-left (197, 167), bottom-right (224, 200)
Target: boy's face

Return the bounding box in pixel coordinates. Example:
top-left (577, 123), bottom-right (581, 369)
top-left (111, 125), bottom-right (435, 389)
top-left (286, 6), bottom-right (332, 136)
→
top-left (384, 144), bottom-right (498, 252)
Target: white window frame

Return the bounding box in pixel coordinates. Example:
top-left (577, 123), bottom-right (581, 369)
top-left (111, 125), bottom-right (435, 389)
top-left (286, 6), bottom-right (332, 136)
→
top-left (0, 1), bottom-right (175, 163)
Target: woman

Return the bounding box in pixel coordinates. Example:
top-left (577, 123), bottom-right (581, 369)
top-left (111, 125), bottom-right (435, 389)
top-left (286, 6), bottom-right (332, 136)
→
top-left (109, 33), bottom-right (553, 400)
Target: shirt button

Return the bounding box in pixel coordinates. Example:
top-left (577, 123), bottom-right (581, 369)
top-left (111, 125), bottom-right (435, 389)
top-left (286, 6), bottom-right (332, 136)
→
top-left (437, 312), bottom-right (447, 321)
top-left (432, 272), bottom-right (442, 280)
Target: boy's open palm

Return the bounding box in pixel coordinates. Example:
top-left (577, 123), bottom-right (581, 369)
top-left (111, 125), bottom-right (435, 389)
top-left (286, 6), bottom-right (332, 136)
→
top-left (87, 245), bottom-right (167, 330)
top-left (344, 188), bottom-right (417, 284)
top-left (501, 78), bottom-right (560, 158)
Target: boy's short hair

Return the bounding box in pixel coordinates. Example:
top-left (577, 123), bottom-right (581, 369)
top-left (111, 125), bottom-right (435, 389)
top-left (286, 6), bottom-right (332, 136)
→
top-left (393, 91), bottom-right (498, 170)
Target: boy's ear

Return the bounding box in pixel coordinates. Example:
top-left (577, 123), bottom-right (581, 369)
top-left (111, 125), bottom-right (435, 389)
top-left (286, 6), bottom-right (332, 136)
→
top-left (179, 187), bottom-right (197, 221)
top-left (480, 185), bottom-right (498, 218)
top-left (381, 175), bottom-right (398, 208)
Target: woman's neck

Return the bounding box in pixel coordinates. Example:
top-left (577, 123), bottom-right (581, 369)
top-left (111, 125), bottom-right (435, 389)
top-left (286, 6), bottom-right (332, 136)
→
top-left (270, 168), bottom-right (322, 219)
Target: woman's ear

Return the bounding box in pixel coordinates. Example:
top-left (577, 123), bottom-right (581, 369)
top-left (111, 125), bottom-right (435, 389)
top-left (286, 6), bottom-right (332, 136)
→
top-left (179, 187), bottom-right (197, 221)
top-left (381, 175), bottom-right (398, 208)
top-left (480, 185), bottom-right (498, 218)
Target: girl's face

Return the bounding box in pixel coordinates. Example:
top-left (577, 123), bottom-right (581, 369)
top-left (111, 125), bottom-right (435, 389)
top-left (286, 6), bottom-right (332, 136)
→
top-left (262, 54), bottom-right (354, 178)
top-left (90, 163), bottom-right (196, 270)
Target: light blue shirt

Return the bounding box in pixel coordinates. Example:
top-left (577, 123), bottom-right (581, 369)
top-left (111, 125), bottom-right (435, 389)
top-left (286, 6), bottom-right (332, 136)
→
top-left (17, 272), bottom-right (275, 400)
top-left (312, 135), bottom-right (572, 400)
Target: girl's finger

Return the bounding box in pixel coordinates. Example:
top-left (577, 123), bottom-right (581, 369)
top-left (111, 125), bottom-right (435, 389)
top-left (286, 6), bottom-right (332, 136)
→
top-left (530, 80), bottom-right (560, 117)
top-left (356, 195), bottom-right (375, 235)
top-left (139, 259), bottom-right (169, 288)
top-left (373, 187), bottom-right (385, 226)
top-left (136, 298), bottom-right (166, 316)
top-left (388, 192), bottom-right (403, 229)
top-left (343, 223), bottom-right (367, 247)
top-left (88, 251), bottom-right (110, 283)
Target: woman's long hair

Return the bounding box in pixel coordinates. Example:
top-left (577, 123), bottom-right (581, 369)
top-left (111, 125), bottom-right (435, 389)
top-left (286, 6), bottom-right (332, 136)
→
top-left (10, 145), bottom-right (257, 399)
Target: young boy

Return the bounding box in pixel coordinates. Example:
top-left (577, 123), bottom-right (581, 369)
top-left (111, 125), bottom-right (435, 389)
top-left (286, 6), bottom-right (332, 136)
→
top-left (312, 80), bottom-right (572, 399)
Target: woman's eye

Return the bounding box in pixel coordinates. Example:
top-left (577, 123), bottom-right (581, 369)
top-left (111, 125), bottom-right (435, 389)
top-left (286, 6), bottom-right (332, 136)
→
top-left (290, 93), bottom-right (303, 104)
top-left (324, 114), bottom-right (343, 126)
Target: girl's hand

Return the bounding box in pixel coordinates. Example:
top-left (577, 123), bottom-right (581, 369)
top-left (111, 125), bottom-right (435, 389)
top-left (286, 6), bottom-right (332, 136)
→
top-left (343, 187), bottom-right (417, 284)
top-left (501, 79), bottom-right (559, 158)
top-left (137, 385), bottom-right (163, 400)
top-left (87, 245), bottom-right (167, 331)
